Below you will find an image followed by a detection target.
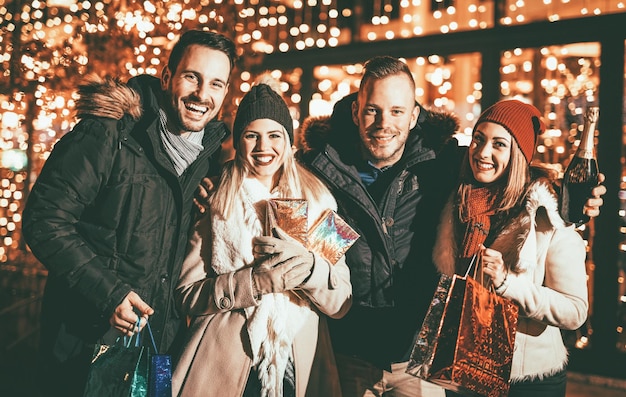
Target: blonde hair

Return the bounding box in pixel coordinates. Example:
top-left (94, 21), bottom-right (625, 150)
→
top-left (211, 127), bottom-right (333, 218)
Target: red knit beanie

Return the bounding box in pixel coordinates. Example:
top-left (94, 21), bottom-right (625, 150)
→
top-left (474, 99), bottom-right (545, 163)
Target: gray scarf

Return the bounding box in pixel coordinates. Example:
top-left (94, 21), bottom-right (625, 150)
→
top-left (159, 109), bottom-right (204, 176)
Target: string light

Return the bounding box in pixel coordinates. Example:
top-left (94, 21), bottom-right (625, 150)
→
top-left (0, 0), bottom-right (624, 351)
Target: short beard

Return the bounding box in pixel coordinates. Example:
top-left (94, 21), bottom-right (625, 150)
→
top-left (361, 141), bottom-right (403, 169)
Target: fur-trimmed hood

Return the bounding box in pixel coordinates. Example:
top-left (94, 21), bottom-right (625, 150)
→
top-left (298, 92), bottom-right (460, 156)
top-left (74, 74), bottom-right (229, 157)
top-left (434, 178), bottom-right (566, 276)
top-left (76, 74), bottom-right (143, 121)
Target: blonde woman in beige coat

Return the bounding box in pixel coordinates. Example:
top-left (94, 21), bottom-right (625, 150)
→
top-left (172, 83), bottom-right (352, 397)
top-left (433, 100), bottom-right (588, 397)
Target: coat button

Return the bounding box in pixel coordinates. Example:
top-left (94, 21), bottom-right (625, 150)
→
top-left (219, 296), bottom-right (232, 309)
top-left (160, 274), bottom-right (169, 283)
top-left (384, 218), bottom-right (394, 227)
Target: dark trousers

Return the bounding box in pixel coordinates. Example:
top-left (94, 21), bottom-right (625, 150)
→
top-left (508, 370), bottom-right (567, 397)
top-left (444, 369), bottom-right (567, 397)
top-left (243, 357), bottom-right (296, 397)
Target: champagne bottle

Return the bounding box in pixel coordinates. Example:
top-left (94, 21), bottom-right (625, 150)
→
top-left (559, 107), bottom-right (600, 225)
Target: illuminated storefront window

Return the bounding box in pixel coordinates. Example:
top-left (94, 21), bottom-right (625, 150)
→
top-left (339, 0), bottom-right (625, 43)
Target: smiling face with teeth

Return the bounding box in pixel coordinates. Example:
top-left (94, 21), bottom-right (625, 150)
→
top-left (469, 121), bottom-right (513, 185)
top-left (352, 74), bottom-right (419, 169)
top-left (161, 44), bottom-right (231, 135)
top-left (239, 118), bottom-right (289, 190)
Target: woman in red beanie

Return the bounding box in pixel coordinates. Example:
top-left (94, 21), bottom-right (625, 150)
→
top-left (433, 99), bottom-right (589, 397)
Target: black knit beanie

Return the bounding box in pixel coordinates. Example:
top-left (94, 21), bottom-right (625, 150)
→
top-left (232, 83), bottom-right (293, 148)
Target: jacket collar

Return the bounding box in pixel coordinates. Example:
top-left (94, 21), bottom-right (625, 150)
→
top-left (299, 92), bottom-right (459, 166)
top-left (129, 74), bottom-right (230, 152)
top-left (76, 74), bottom-right (143, 120)
top-left (77, 74), bottom-right (229, 158)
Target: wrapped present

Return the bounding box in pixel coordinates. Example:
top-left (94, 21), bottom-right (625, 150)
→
top-left (308, 209), bottom-right (360, 265)
top-left (266, 199), bottom-right (359, 265)
top-left (266, 199), bottom-right (308, 245)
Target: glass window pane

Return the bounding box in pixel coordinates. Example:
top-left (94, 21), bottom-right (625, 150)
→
top-left (500, 43), bottom-right (600, 170)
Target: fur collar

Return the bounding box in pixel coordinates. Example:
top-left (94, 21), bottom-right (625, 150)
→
top-left (76, 74), bottom-right (142, 121)
top-left (434, 179), bottom-right (565, 276)
top-left (298, 92), bottom-right (460, 156)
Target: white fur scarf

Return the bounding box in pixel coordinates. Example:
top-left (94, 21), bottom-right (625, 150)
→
top-left (211, 177), bottom-right (312, 397)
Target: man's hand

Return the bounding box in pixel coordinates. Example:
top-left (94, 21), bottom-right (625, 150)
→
top-left (193, 177), bottom-right (217, 215)
top-left (584, 173), bottom-right (606, 219)
top-left (109, 291), bottom-right (154, 336)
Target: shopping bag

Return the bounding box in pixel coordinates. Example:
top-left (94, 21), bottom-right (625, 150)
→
top-left (149, 354), bottom-right (172, 397)
top-left (145, 321), bottom-right (172, 397)
top-left (406, 273), bottom-right (454, 379)
top-left (83, 319), bottom-right (172, 397)
top-left (83, 321), bottom-right (149, 397)
top-left (406, 255), bottom-right (519, 397)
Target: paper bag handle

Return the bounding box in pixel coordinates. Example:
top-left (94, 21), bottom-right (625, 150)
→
top-left (122, 318), bottom-right (159, 354)
top-left (464, 253), bottom-right (480, 278)
top-left (463, 252), bottom-right (496, 291)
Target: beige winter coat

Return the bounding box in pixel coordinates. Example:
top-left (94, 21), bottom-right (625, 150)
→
top-left (173, 178), bottom-right (352, 397)
top-left (433, 180), bottom-right (589, 382)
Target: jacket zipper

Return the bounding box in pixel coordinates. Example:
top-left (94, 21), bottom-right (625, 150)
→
top-left (321, 150), bottom-right (385, 230)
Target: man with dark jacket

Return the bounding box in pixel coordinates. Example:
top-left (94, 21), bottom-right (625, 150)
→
top-left (297, 55), bottom-right (605, 396)
top-left (22, 30), bottom-right (236, 397)
top-left (298, 55), bottom-right (461, 396)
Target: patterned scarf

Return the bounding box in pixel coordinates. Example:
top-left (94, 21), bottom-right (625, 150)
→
top-left (159, 109), bottom-right (204, 176)
top-left (458, 186), bottom-right (499, 259)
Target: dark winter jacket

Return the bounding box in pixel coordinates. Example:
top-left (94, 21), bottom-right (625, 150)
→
top-left (22, 75), bottom-right (228, 388)
top-left (297, 92), bottom-right (461, 368)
